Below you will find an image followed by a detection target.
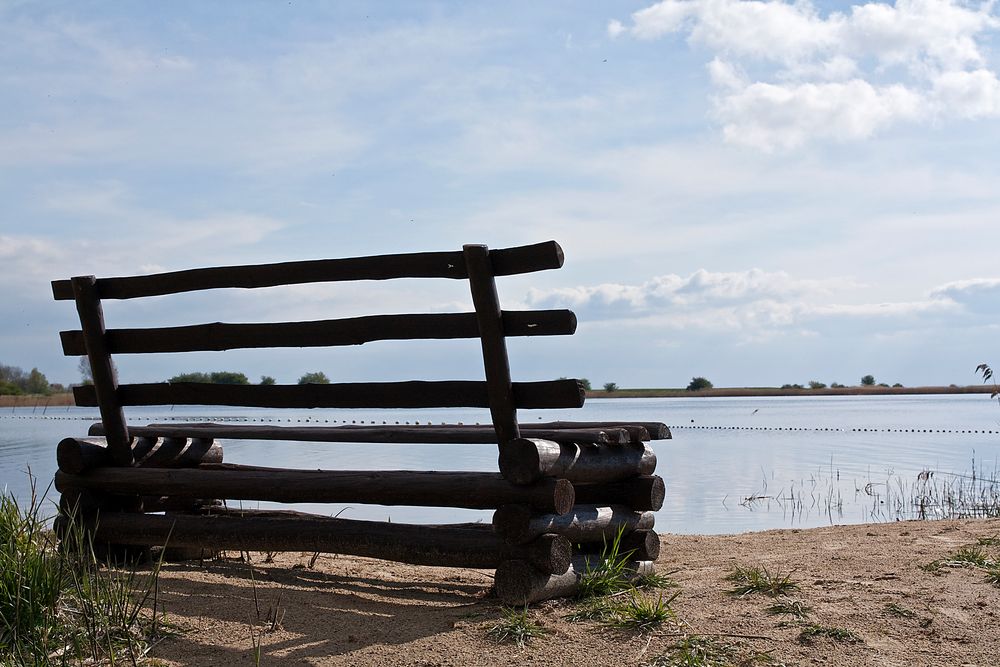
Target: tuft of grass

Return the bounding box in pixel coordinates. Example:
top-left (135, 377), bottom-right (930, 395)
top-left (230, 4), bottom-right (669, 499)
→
top-left (883, 602), bottom-right (916, 618)
top-left (726, 565), bottom-right (799, 598)
top-left (985, 566), bottom-right (1000, 587)
top-left (797, 624), bottom-right (861, 644)
top-left (486, 606), bottom-right (547, 648)
top-left (976, 535), bottom-right (1000, 547)
top-left (606, 589), bottom-right (679, 632)
top-left (1, 478), bottom-right (171, 665)
top-left (577, 526), bottom-right (639, 599)
top-left (563, 596), bottom-right (617, 622)
top-left (635, 570), bottom-right (679, 590)
top-left (649, 634), bottom-right (788, 666)
top-left (951, 545), bottom-right (993, 567)
top-left (648, 635), bottom-right (735, 666)
top-left (920, 559), bottom-right (944, 574)
top-left (765, 599), bottom-right (812, 619)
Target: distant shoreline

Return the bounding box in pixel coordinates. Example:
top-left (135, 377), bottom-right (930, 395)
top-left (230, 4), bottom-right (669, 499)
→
top-left (586, 384), bottom-right (996, 399)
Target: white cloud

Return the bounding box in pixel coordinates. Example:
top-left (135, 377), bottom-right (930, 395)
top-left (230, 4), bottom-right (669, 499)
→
top-left (929, 277), bottom-right (1000, 312)
top-left (612, 0), bottom-right (1000, 149)
top-left (524, 268), bottom-right (988, 341)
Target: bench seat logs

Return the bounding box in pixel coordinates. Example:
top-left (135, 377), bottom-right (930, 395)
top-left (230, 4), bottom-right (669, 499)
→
top-left (51, 241), bottom-right (670, 605)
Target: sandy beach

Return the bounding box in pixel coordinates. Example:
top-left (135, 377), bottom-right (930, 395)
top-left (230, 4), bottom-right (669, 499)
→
top-left (145, 517), bottom-right (1000, 666)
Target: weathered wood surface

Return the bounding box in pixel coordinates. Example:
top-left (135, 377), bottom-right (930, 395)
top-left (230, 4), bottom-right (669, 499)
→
top-left (73, 379), bottom-right (586, 410)
top-left (60, 310), bottom-right (577, 355)
top-left (492, 504), bottom-right (654, 544)
top-left (573, 475), bottom-right (665, 511)
top-left (75, 509), bottom-right (572, 573)
top-left (494, 557), bottom-right (655, 605)
top-left (577, 529), bottom-right (660, 562)
top-left (55, 467), bottom-right (575, 514)
top-left (52, 241), bottom-right (564, 300)
top-left (57, 437), bottom-right (222, 474)
top-left (464, 244), bottom-right (520, 446)
top-left (532, 421), bottom-right (671, 440)
top-left (498, 439), bottom-right (656, 485)
top-left (70, 276), bottom-right (132, 465)
top-left (58, 488), bottom-right (142, 515)
top-left (88, 422), bottom-right (628, 445)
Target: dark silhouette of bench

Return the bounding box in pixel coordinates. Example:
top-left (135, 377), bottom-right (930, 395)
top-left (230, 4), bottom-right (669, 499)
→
top-left (52, 241), bottom-right (668, 603)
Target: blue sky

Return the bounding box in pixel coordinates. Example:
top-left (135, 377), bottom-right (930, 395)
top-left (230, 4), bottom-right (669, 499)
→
top-left (2, 0), bottom-right (999, 389)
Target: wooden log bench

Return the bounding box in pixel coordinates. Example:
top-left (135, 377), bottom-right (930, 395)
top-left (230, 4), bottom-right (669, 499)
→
top-left (51, 240), bottom-right (671, 603)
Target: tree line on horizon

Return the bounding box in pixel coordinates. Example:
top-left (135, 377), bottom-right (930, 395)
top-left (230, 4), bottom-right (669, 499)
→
top-left (0, 363), bottom-right (62, 396)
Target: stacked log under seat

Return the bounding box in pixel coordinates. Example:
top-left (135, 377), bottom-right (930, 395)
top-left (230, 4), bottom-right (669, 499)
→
top-left (51, 240), bottom-right (670, 604)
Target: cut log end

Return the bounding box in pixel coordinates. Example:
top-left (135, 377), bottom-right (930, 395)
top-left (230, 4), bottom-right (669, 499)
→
top-left (495, 557), bottom-right (656, 605)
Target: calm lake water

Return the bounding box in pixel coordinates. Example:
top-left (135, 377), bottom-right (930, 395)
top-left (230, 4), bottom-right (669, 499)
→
top-left (2, 394), bottom-right (998, 534)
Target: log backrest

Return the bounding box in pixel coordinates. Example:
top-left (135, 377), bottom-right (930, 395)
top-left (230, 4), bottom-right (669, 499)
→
top-left (53, 242), bottom-right (585, 466)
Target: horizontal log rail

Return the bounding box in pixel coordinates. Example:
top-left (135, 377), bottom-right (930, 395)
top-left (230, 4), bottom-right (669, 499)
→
top-left (57, 437), bottom-right (222, 475)
top-left (492, 504), bottom-right (654, 544)
top-left (52, 241), bottom-right (564, 300)
top-left (55, 466), bottom-right (575, 514)
top-left (495, 557), bottom-right (655, 605)
top-left (73, 379), bottom-right (585, 410)
top-left (531, 421), bottom-right (671, 440)
top-left (72, 510), bottom-right (572, 573)
top-left (88, 422), bottom-right (629, 445)
top-left (498, 439), bottom-right (656, 485)
top-left (573, 476), bottom-right (665, 512)
top-left (577, 529), bottom-right (660, 562)
top-left (60, 310), bottom-right (577, 355)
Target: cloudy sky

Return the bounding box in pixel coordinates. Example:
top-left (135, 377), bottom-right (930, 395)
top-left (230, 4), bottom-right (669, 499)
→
top-left (2, 0), bottom-right (999, 390)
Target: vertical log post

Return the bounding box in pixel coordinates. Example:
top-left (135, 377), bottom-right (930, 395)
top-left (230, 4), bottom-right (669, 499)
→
top-left (463, 245), bottom-right (519, 446)
top-left (71, 276), bottom-right (132, 466)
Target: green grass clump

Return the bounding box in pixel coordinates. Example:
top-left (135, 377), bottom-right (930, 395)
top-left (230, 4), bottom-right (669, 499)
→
top-left (985, 566), bottom-right (1000, 587)
top-left (577, 526), bottom-right (639, 599)
top-left (607, 590), bottom-right (679, 632)
top-left (0, 480), bottom-right (169, 665)
top-left (765, 599), bottom-right (811, 619)
top-left (0, 491), bottom-right (65, 660)
top-left (976, 535), bottom-right (1000, 547)
top-left (883, 602), bottom-right (917, 618)
top-left (797, 624), bottom-right (861, 644)
top-left (634, 570), bottom-right (679, 590)
top-left (951, 545), bottom-right (993, 567)
top-left (648, 635), bottom-right (735, 666)
top-left (726, 565), bottom-right (799, 598)
top-left (486, 607), bottom-right (547, 648)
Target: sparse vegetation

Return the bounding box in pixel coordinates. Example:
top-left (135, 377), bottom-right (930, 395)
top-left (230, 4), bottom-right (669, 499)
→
top-left (0, 480), bottom-right (170, 664)
top-left (725, 565), bottom-right (799, 598)
top-left (647, 635), bottom-right (736, 666)
top-left (884, 602), bottom-right (916, 618)
top-left (797, 624), bottom-right (861, 644)
top-left (607, 590), bottom-right (678, 631)
top-left (577, 527), bottom-right (638, 599)
top-left (486, 606), bottom-right (547, 647)
top-left (765, 599), bottom-right (812, 618)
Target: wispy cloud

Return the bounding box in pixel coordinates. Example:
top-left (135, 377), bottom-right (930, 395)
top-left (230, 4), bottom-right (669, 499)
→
top-left (611, 0), bottom-right (1000, 149)
top-left (524, 268), bottom-right (984, 343)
